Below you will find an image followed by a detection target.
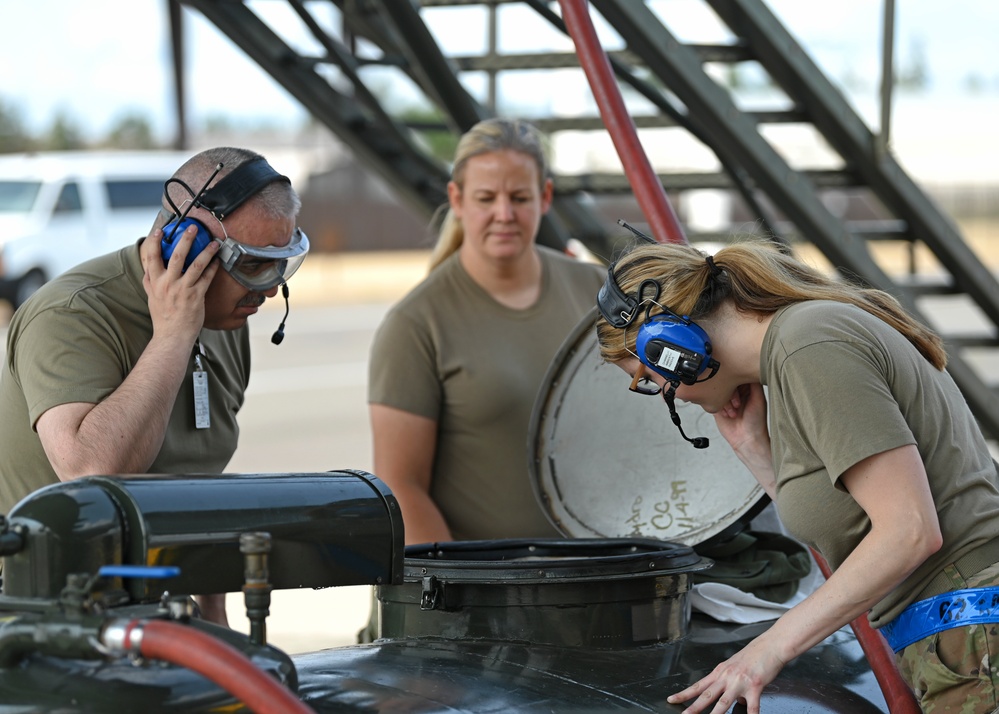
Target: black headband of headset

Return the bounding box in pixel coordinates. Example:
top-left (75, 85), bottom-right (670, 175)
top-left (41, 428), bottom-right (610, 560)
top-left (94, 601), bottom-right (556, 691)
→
top-left (597, 265), bottom-right (662, 329)
top-left (598, 221), bottom-right (664, 328)
top-left (597, 265), bottom-right (638, 328)
top-left (194, 157), bottom-right (290, 219)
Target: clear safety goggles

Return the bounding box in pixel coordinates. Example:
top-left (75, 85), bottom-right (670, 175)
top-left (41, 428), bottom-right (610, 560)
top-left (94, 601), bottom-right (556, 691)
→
top-left (215, 227), bottom-right (310, 291)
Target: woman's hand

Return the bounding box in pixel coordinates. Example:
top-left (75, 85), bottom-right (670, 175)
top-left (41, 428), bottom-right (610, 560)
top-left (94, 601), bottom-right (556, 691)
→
top-left (667, 634), bottom-right (787, 714)
top-left (714, 383), bottom-right (768, 449)
top-left (713, 383), bottom-right (776, 497)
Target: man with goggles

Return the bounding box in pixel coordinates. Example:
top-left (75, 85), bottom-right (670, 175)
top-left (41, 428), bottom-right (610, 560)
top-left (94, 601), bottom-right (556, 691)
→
top-left (0, 147), bottom-right (305, 628)
top-left (160, 154), bottom-right (309, 293)
top-left (214, 227), bottom-right (309, 292)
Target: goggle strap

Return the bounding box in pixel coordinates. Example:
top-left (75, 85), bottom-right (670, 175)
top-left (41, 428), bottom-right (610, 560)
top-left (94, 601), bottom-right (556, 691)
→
top-left (196, 158), bottom-right (290, 219)
top-left (216, 239), bottom-right (241, 271)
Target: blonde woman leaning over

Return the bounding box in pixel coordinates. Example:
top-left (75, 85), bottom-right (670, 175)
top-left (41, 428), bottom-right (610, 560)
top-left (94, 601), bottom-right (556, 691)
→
top-left (596, 239), bottom-right (999, 714)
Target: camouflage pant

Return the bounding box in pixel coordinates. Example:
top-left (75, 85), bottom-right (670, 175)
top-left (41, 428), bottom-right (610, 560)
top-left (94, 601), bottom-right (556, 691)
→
top-left (895, 562), bottom-right (999, 714)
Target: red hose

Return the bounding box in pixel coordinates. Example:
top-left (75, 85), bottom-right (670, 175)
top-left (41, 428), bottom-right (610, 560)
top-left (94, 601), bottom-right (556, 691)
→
top-left (130, 619), bottom-right (316, 714)
top-left (811, 550), bottom-right (920, 713)
top-left (557, 0), bottom-right (687, 246)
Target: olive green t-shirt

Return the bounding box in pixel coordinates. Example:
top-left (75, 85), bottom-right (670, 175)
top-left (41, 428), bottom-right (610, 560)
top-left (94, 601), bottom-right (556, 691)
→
top-left (367, 246), bottom-right (604, 541)
top-left (0, 240), bottom-right (251, 514)
top-left (762, 300), bottom-right (999, 626)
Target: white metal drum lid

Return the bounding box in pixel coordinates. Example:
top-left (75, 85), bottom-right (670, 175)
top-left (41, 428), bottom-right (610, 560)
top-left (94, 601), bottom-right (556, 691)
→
top-left (528, 309), bottom-right (765, 546)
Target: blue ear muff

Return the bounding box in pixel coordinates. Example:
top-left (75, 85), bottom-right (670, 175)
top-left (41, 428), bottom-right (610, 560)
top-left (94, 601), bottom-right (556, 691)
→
top-left (161, 218), bottom-right (215, 270)
top-left (635, 314), bottom-right (717, 385)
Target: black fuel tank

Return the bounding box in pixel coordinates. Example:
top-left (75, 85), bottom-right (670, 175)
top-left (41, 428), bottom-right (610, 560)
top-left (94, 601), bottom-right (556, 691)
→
top-left (3, 471), bottom-right (404, 602)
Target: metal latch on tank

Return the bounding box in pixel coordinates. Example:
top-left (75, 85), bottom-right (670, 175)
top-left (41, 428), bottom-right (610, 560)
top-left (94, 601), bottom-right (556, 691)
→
top-left (420, 575), bottom-right (443, 610)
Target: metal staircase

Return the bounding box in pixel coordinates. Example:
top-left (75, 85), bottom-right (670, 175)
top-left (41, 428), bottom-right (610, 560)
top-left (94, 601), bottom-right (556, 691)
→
top-left (178, 0), bottom-right (999, 442)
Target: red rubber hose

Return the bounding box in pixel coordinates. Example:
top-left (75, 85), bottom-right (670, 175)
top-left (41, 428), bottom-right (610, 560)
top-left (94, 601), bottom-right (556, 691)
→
top-left (557, 0), bottom-right (687, 246)
top-left (130, 619), bottom-right (316, 714)
top-left (812, 550), bottom-right (920, 713)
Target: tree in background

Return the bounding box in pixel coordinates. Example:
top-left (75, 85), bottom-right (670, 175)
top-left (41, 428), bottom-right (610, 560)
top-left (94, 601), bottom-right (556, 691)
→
top-left (0, 99), bottom-right (34, 153)
top-left (0, 96), bottom-right (164, 153)
top-left (399, 107), bottom-right (458, 165)
top-left (102, 113), bottom-right (158, 150)
top-left (897, 38), bottom-right (930, 92)
top-left (43, 110), bottom-right (88, 151)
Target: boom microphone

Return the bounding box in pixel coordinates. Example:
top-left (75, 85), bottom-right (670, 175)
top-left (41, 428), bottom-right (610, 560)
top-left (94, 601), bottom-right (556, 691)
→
top-left (271, 283), bottom-right (290, 345)
top-left (663, 385), bottom-right (709, 449)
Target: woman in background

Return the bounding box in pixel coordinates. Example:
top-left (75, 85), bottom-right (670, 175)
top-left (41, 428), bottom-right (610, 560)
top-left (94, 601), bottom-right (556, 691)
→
top-left (368, 118), bottom-right (604, 544)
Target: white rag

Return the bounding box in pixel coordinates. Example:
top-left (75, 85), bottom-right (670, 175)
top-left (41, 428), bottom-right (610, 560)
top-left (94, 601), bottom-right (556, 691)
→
top-left (689, 581), bottom-right (808, 624)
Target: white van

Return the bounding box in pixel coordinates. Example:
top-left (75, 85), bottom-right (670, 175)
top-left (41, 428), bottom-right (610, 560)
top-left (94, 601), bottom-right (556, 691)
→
top-left (0, 151), bottom-right (190, 308)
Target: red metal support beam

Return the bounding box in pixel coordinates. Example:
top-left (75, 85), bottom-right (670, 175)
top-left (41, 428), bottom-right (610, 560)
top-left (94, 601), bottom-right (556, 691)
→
top-left (557, 0), bottom-right (686, 245)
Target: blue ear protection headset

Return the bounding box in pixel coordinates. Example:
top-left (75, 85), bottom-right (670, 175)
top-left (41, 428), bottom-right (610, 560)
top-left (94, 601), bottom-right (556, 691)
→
top-left (635, 312), bottom-right (719, 386)
top-left (160, 157), bottom-right (292, 269)
top-left (161, 217), bottom-right (215, 269)
top-left (596, 261), bottom-right (719, 387)
top-left (597, 230), bottom-right (721, 448)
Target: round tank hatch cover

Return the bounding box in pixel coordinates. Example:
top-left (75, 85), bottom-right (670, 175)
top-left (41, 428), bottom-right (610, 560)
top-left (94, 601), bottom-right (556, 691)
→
top-left (529, 309), bottom-right (765, 546)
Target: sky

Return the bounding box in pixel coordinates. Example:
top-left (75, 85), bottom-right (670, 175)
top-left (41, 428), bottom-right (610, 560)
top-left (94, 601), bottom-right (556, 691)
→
top-left (2, 0), bottom-right (998, 145)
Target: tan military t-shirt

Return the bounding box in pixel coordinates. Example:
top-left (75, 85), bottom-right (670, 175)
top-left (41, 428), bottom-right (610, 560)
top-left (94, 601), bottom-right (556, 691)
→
top-left (0, 240), bottom-right (250, 514)
top-left (368, 246), bottom-right (604, 540)
top-left (762, 300), bottom-right (999, 626)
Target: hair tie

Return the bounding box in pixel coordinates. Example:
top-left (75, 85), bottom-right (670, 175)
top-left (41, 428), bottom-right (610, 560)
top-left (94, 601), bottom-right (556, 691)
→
top-left (705, 255), bottom-right (723, 278)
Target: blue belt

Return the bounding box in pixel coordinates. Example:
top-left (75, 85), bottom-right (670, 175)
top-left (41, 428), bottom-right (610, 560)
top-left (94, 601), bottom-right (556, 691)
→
top-left (881, 586), bottom-right (999, 653)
